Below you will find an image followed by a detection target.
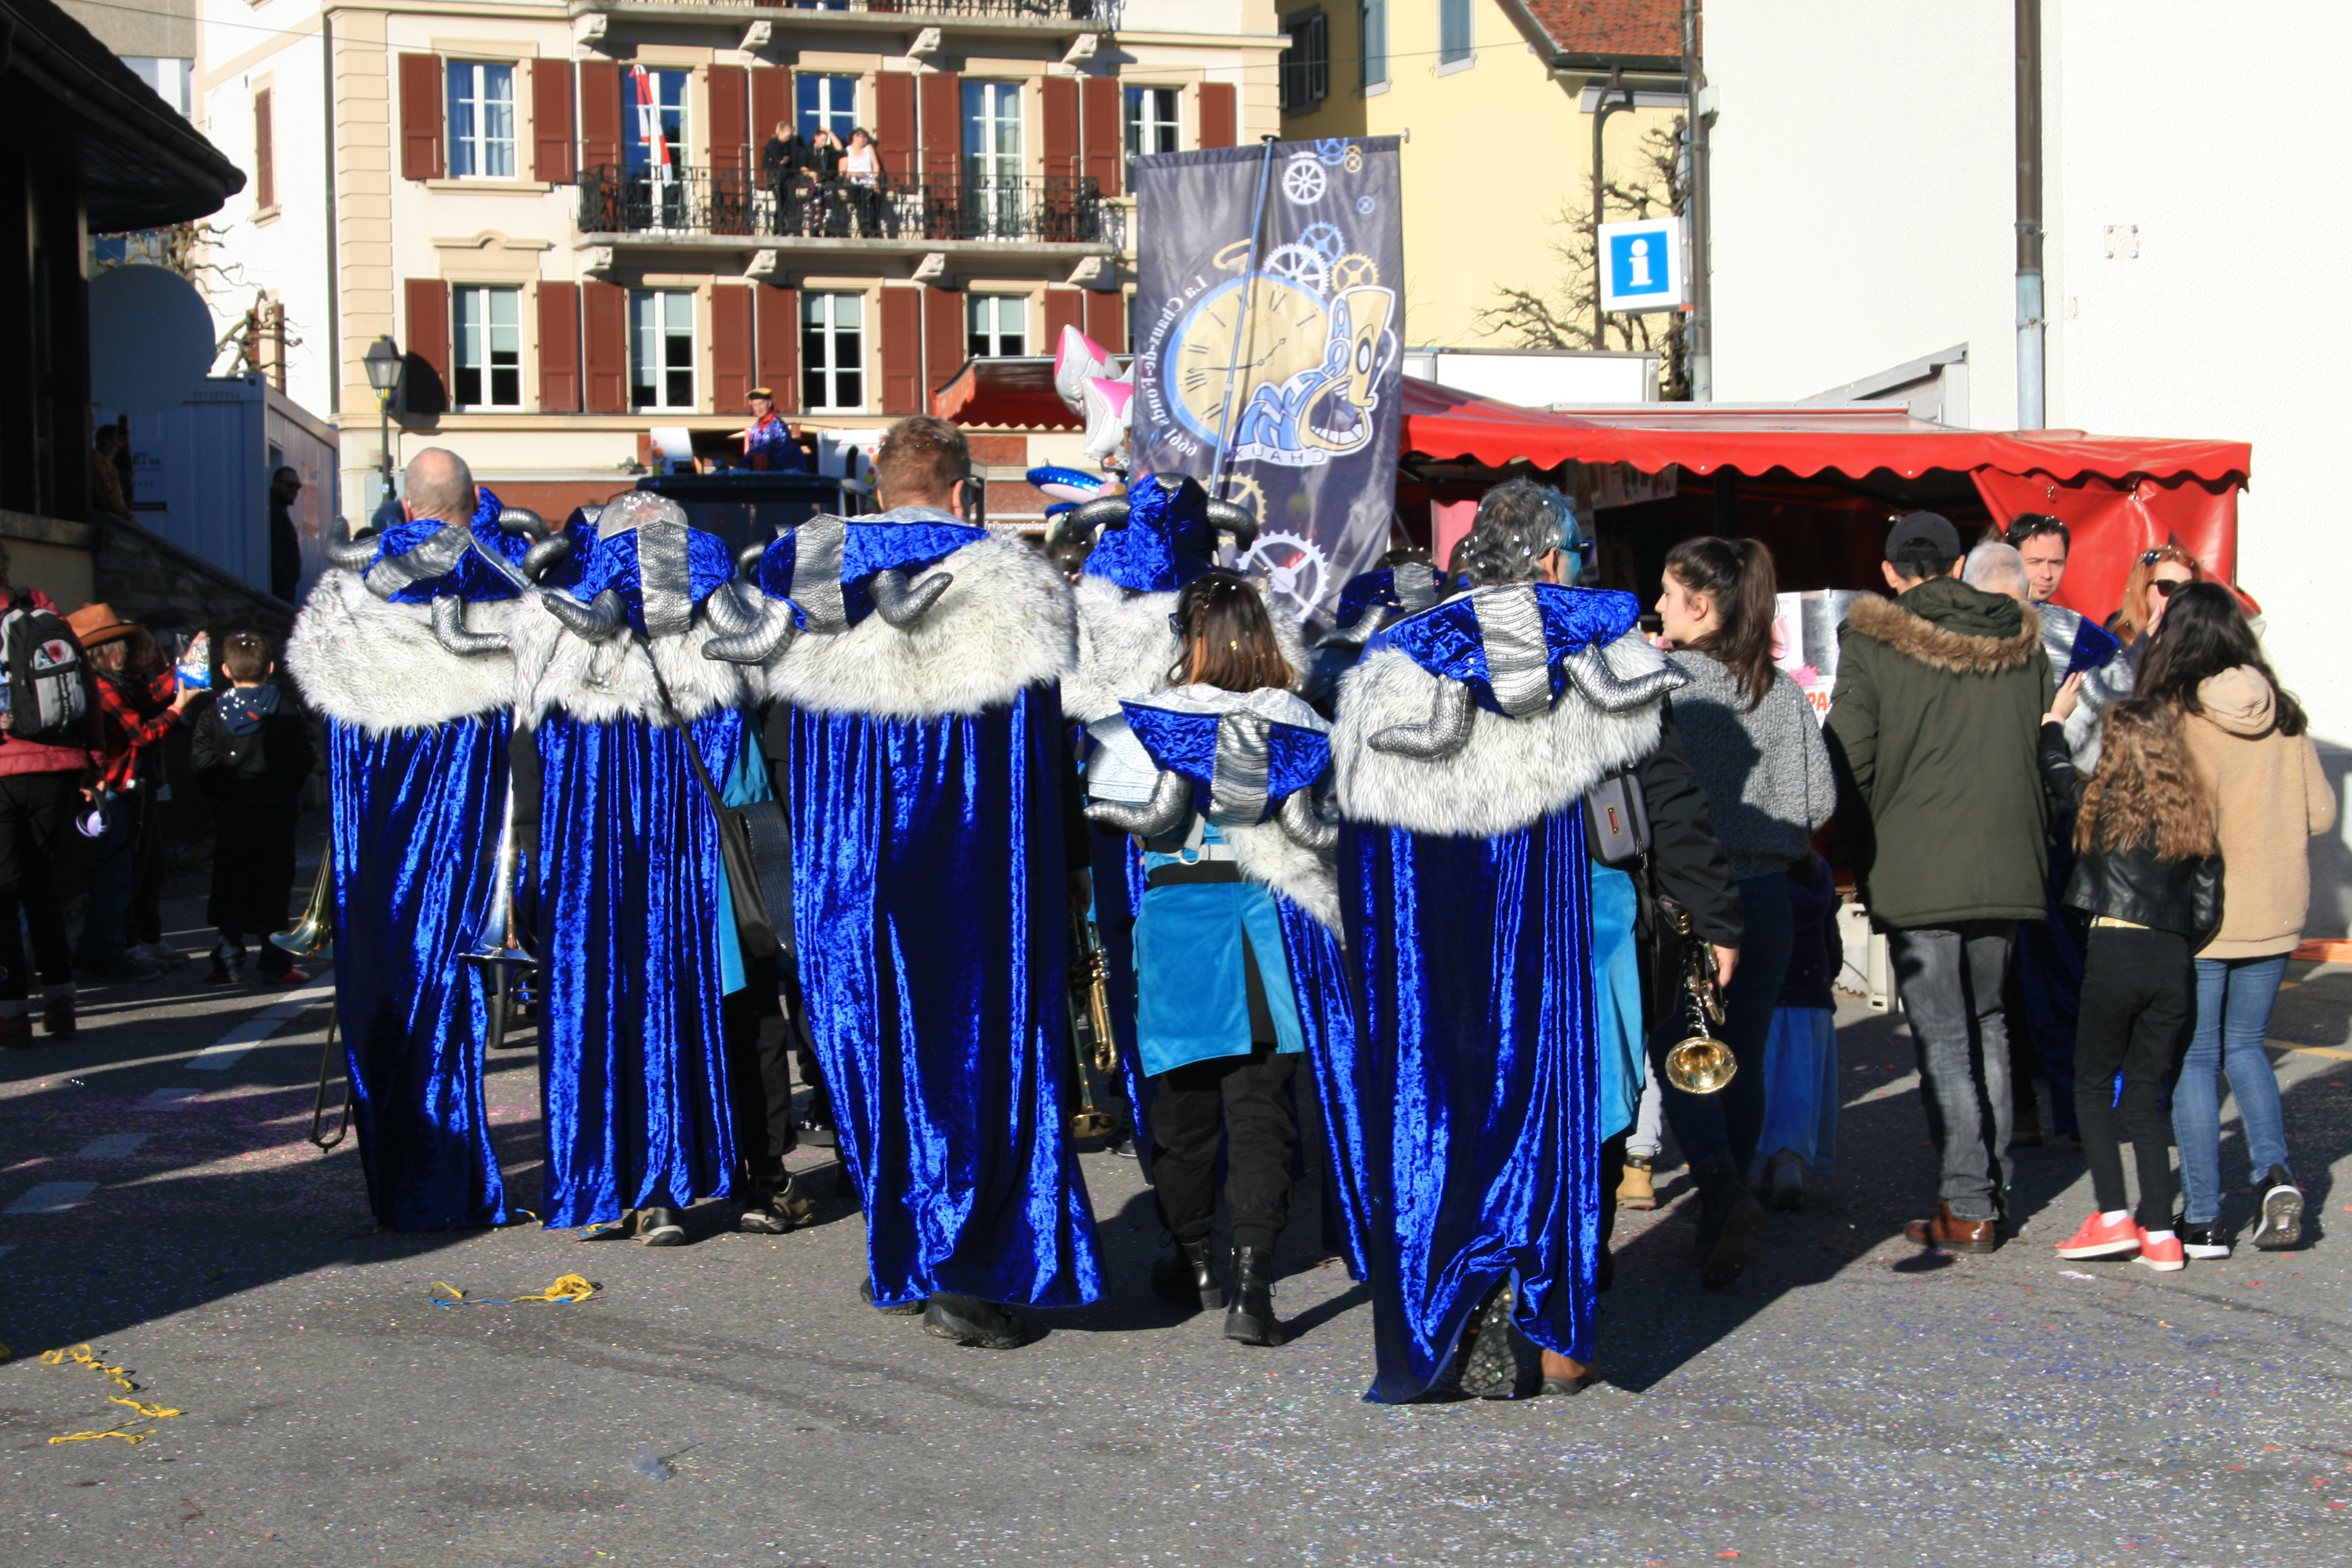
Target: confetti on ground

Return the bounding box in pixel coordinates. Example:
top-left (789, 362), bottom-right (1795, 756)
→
top-left (5, 1181), bottom-right (99, 1215)
top-left (39, 1345), bottom-right (184, 1445)
top-left (429, 1273), bottom-right (599, 1307)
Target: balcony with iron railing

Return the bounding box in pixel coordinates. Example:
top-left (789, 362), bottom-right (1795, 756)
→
top-left (566, 0), bottom-right (1110, 35)
top-left (577, 166), bottom-right (1122, 255)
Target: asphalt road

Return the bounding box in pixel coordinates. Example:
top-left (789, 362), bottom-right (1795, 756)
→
top-left (7, 904), bottom-right (2352, 1568)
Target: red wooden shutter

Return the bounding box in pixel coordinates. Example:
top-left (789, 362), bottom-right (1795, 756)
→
top-left (578, 60), bottom-right (622, 174)
top-left (756, 284), bottom-right (800, 414)
top-left (403, 278), bottom-right (451, 413)
top-left (1080, 76), bottom-right (1119, 197)
top-left (531, 60), bottom-right (574, 184)
top-left (875, 73), bottom-right (916, 179)
top-left (751, 67), bottom-right (792, 153)
top-left (1042, 289), bottom-right (1081, 354)
top-left (708, 65), bottom-right (748, 171)
top-left (878, 286), bottom-right (921, 416)
top-left (1082, 289), bottom-right (1127, 353)
top-left (253, 90), bottom-right (275, 209)
top-left (537, 281), bottom-right (580, 412)
top-left (711, 284), bottom-right (753, 412)
top-left (918, 71), bottom-right (959, 187)
top-left (1041, 76), bottom-right (1077, 183)
top-left (923, 287), bottom-right (963, 408)
top-left (581, 279), bottom-right (627, 414)
top-left (1198, 81), bottom-right (1235, 149)
top-left (399, 54), bottom-right (444, 180)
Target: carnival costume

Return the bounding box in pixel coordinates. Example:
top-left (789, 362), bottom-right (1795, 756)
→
top-left (713, 504), bottom-right (1102, 1316)
top-left (287, 487), bottom-right (574, 1230)
top-left (1087, 676), bottom-right (1347, 1342)
top-left (1057, 475), bottom-right (1299, 1159)
top-left (513, 491), bottom-right (755, 1230)
top-left (1328, 581), bottom-right (1679, 1402)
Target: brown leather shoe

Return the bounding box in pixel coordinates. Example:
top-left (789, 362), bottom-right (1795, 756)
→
top-left (1904, 1201), bottom-right (1999, 1254)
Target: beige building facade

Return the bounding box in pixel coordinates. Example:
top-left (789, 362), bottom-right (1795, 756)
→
top-left (194, 0), bottom-right (1282, 523)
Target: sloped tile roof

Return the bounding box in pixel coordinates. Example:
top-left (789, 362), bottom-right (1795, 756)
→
top-left (1520, 0), bottom-right (1685, 59)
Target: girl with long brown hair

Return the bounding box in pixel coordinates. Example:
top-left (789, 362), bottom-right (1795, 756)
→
top-left (1651, 536), bottom-right (1835, 1272)
top-left (2040, 686), bottom-right (2221, 1272)
top-left (1088, 570), bottom-right (1331, 1348)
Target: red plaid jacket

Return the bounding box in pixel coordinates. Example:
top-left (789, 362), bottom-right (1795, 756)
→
top-left (93, 668), bottom-right (182, 794)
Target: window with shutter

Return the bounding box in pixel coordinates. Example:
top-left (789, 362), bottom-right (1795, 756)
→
top-left (923, 286), bottom-right (962, 405)
top-left (402, 278), bottom-right (451, 414)
top-left (253, 90), bottom-right (275, 210)
top-left (875, 73), bottom-right (916, 180)
top-left (578, 60), bottom-right (622, 175)
top-left (755, 284), bottom-right (800, 414)
top-left (538, 281), bottom-right (581, 412)
top-left (1082, 290), bottom-right (1127, 354)
top-left (398, 54), bottom-right (445, 180)
top-left (802, 292), bottom-right (865, 414)
top-left (712, 284), bottom-right (753, 411)
top-left (751, 68), bottom-right (792, 163)
top-left (1080, 76), bottom-right (1119, 197)
top-left (878, 287), bottom-right (920, 415)
top-left (1041, 289), bottom-right (1082, 354)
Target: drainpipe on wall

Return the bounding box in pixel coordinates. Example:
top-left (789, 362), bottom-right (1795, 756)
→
top-left (1681, 0), bottom-right (1711, 402)
top-left (1589, 69), bottom-right (1632, 348)
top-left (2014, 0), bottom-right (2045, 429)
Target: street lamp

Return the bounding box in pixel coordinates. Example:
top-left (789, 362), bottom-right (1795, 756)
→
top-left (362, 334), bottom-right (403, 512)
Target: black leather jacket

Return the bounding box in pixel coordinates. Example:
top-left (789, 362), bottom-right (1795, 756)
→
top-left (2039, 722), bottom-right (2221, 942)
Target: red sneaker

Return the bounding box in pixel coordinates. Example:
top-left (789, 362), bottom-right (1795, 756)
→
top-left (2056, 1211), bottom-right (2141, 1259)
top-left (2134, 1229), bottom-right (2186, 1272)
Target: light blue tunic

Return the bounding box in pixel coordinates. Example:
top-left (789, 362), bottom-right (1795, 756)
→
top-left (1132, 821), bottom-right (1305, 1078)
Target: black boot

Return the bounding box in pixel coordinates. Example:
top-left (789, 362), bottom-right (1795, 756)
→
top-left (1150, 1236), bottom-right (1222, 1312)
top-left (737, 1165), bottom-right (815, 1234)
top-left (635, 1206), bottom-right (685, 1246)
top-left (1454, 1280), bottom-right (1518, 1398)
top-left (1692, 1155), bottom-right (1765, 1289)
top-left (1224, 1244), bottom-right (1284, 1347)
top-left (923, 1292), bottom-right (1028, 1349)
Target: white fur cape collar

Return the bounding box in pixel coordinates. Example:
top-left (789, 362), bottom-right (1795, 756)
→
top-left (510, 603), bottom-right (746, 726)
top-left (1331, 629), bottom-right (1669, 837)
top-left (287, 570), bottom-right (517, 733)
top-left (756, 531), bottom-right (1074, 719)
top-left (1063, 575), bottom-right (1313, 724)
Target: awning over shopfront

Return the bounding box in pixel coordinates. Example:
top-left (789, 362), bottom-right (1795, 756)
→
top-left (935, 361), bottom-right (2253, 622)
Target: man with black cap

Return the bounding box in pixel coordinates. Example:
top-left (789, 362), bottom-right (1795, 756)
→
top-left (1825, 511), bottom-right (2055, 1254)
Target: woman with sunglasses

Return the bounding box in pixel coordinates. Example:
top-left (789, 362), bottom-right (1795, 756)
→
top-left (2067, 545), bottom-right (2208, 771)
top-left (2136, 582), bottom-right (2336, 1256)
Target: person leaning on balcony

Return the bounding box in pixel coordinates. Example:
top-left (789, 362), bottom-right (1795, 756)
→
top-left (842, 127), bottom-right (882, 236)
top-left (762, 120), bottom-right (807, 236)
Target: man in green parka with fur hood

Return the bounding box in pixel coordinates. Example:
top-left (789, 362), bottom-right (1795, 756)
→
top-left (1826, 512), bottom-right (2056, 1256)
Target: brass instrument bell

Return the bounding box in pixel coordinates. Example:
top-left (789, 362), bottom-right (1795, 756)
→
top-left (271, 852), bottom-right (335, 959)
top-left (1660, 905), bottom-right (1737, 1096)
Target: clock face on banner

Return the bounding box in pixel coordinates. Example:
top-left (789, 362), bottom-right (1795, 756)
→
top-left (1131, 136), bottom-right (1405, 629)
top-left (1166, 275), bottom-right (1329, 446)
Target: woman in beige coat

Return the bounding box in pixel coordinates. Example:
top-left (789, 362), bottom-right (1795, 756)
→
top-left (2138, 583), bottom-right (2336, 1258)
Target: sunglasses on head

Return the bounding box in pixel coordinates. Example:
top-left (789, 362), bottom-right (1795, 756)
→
top-left (2140, 547), bottom-right (2193, 567)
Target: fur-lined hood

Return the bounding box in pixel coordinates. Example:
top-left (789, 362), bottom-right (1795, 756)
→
top-left (287, 570), bottom-right (519, 732)
top-left (1845, 585), bottom-right (2042, 676)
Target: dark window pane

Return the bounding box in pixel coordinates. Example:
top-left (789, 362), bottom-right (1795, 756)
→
top-left (456, 367), bottom-right (482, 404)
top-left (837, 368), bottom-right (860, 408)
top-left (491, 365), bottom-right (520, 405)
top-left (1001, 328), bottom-right (1025, 356)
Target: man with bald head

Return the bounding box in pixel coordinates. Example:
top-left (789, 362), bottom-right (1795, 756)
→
top-left (286, 443), bottom-right (525, 1232)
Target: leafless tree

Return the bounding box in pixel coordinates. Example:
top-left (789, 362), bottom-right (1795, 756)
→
top-left (1472, 117), bottom-right (1691, 401)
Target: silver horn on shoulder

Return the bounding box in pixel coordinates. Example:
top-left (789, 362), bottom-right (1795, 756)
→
top-left (323, 513), bottom-right (379, 573)
top-left (1561, 647), bottom-right (1688, 713)
top-left (501, 507), bottom-right (576, 583)
top-left (736, 538), bottom-right (773, 575)
top-left (1368, 676), bottom-right (1475, 760)
top-left (1276, 789), bottom-right (1337, 852)
top-left (543, 587), bottom-right (629, 641)
top-left (702, 582), bottom-right (799, 664)
top-left (869, 567), bottom-right (953, 629)
top-left (1206, 498), bottom-right (1258, 553)
top-left (1085, 770), bottom-right (1190, 838)
top-left (1066, 495), bottom-right (1132, 541)
top-left (430, 595), bottom-right (509, 657)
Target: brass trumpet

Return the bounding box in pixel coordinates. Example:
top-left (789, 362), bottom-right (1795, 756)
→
top-left (272, 851), bottom-right (336, 959)
top-left (1660, 904), bottom-right (1736, 1095)
top-left (1067, 904), bottom-right (1122, 1137)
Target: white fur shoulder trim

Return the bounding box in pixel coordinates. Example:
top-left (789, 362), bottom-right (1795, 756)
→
top-left (514, 607), bottom-right (747, 725)
top-left (1063, 575), bottom-right (1313, 724)
top-left (287, 571), bottom-right (516, 733)
top-left (1331, 630), bottom-right (1665, 837)
top-left (1224, 818), bottom-right (1342, 931)
top-left (759, 531), bottom-right (1074, 718)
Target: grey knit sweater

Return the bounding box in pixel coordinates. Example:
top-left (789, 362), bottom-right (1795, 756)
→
top-left (1664, 649), bottom-right (1837, 880)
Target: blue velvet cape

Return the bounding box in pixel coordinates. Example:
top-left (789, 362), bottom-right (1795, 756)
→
top-left (782, 686), bottom-right (1102, 1308)
top-left (328, 717), bottom-right (511, 1230)
top-left (528, 708), bottom-right (746, 1227)
top-left (1334, 799), bottom-right (1603, 1404)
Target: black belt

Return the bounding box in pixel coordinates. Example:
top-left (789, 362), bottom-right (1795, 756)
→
top-left (1145, 860), bottom-right (1245, 889)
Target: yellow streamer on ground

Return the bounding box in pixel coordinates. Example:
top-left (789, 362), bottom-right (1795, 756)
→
top-left (429, 1273), bottom-right (598, 1307)
top-left (40, 1344), bottom-right (183, 1445)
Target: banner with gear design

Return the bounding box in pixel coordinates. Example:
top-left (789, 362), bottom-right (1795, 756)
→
top-left (1131, 136), bottom-right (1405, 629)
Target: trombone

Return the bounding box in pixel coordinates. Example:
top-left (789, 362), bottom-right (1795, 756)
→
top-left (461, 789), bottom-right (535, 1052)
top-left (1659, 903), bottom-right (1736, 1095)
top-left (272, 851), bottom-right (335, 959)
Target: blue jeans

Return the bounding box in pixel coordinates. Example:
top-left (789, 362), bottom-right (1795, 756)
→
top-left (2169, 953), bottom-right (2293, 1224)
top-left (1655, 873), bottom-right (1794, 1178)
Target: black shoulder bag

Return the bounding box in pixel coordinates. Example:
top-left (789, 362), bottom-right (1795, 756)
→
top-left (639, 639), bottom-right (795, 961)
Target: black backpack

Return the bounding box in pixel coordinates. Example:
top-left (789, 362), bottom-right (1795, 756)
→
top-left (0, 592), bottom-right (94, 745)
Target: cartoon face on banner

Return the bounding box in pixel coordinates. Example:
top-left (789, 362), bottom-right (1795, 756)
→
top-left (1133, 137), bottom-right (1406, 629)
